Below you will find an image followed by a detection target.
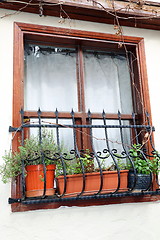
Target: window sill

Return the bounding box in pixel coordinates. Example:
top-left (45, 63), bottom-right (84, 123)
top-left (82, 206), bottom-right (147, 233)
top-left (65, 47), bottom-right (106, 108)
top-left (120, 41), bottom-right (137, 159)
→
top-left (10, 194), bottom-right (160, 212)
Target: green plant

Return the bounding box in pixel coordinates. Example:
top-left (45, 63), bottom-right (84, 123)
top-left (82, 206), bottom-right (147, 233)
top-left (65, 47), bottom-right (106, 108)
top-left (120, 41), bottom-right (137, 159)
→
top-left (0, 130), bottom-right (60, 183)
top-left (114, 153), bottom-right (127, 170)
top-left (106, 153), bottom-right (128, 171)
top-left (56, 150), bottom-right (128, 177)
top-left (56, 149), bottom-right (94, 177)
top-left (128, 144), bottom-right (160, 175)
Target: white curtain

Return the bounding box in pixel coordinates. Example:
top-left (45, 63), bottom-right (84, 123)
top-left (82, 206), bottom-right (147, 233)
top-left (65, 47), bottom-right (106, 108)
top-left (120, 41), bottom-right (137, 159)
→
top-left (84, 51), bottom-right (133, 114)
top-left (24, 45), bottom-right (78, 112)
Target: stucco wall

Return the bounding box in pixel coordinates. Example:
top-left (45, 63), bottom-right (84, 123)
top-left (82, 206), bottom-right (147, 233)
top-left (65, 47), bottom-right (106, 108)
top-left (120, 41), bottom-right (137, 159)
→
top-left (0, 8), bottom-right (160, 240)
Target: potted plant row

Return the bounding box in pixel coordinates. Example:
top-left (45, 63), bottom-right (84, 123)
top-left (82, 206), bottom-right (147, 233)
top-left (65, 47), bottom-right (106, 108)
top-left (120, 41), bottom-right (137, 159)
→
top-left (55, 151), bottom-right (129, 197)
top-left (56, 145), bottom-right (160, 196)
top-left (0, 136), bottom-right (159, 199)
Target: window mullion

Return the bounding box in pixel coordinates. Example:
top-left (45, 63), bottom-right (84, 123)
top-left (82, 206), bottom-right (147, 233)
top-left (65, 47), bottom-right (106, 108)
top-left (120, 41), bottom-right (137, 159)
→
top-left (77, 45), bottom-right (86, 113)
top-left (77, 45), bottom-right (90, 149)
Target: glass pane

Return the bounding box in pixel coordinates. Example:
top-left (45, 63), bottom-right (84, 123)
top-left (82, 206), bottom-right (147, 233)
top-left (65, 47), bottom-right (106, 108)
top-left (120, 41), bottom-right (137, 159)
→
top-left (84, 50), bottom-right (133, 114)
top-left (24, 44), bottom-right (78, 112)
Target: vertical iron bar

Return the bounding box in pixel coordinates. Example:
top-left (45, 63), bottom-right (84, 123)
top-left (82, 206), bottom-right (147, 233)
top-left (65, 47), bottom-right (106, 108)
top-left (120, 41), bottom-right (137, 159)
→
top-left (145, 112), bottom-right (155, 151)
top-left (55, 109), bottom-right (60, 147)
top-left (132, 112), bottom-right (139, 145)
top-left (102, 110), bottom-right (120, 193)
top-left (118, 111), bottom-right (137, 191)
top-left (55, 109), bottom-right (67, 197)
top-left (88, 110), bottom-right (103, 195)
top-left (71, 109), bottom-right (77, 152)
top-left (145, 112), bottom-right (159, 188)
top-left (71, 109), bottom-right (86, 196)
top-left (38, 108), bottom-right (46, 197)
top-left (20, 108), bottom-right (26, 200)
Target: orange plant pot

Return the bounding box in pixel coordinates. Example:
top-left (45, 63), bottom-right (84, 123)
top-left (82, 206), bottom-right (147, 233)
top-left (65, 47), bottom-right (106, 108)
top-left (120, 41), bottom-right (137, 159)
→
top-left (25, 164), bottom-right (56, 197)
top-left (56, 170), bottom-right (128, 197)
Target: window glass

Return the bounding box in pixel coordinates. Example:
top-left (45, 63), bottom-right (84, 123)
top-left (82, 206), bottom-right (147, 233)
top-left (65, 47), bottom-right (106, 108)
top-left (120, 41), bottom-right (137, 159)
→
top-left (84, 50), bottom-right (133, 113)
top-left (24, 44), bottom-right (78, 111)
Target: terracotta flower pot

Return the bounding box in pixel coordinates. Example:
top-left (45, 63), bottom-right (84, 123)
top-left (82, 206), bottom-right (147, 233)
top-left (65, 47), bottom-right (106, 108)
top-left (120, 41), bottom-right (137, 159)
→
top-left (25, 164), bottom-right (56, 197)
top-left (56, 170), bottom-right (128, 197)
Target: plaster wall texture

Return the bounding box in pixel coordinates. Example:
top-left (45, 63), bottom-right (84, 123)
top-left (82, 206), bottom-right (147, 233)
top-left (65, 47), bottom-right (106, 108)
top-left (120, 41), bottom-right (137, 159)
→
top-left (0, 9), bottom-right (160, 240)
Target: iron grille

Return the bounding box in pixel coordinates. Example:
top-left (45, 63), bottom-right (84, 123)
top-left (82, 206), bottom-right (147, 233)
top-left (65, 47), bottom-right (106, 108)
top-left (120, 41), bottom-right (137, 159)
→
top-left (8, 109), bottom-right (160, 205)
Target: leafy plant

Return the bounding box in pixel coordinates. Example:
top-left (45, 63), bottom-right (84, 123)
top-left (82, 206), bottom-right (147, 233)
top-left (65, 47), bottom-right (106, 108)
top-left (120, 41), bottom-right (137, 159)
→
top-left (56, 150), bottom-right (128, 177)
top-left (56, 149), bottom-right (94, 177)
top-left (0, 131), bottom-right (60, 183)
top-left (0, 151), bottom-right (22, 183)
top-left (107, 153), bottom-right (127, 171)
top-left (128, 144), bottom-right (160, 175)
top-left (114, 153), bottom-right (127, 170)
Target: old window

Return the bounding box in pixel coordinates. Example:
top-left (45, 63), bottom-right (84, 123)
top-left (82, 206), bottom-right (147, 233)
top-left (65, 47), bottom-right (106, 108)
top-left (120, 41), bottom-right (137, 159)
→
top-left (11, 22), bottom-right (152, 212)
top-left (24, 42), bottom-right (133, 151)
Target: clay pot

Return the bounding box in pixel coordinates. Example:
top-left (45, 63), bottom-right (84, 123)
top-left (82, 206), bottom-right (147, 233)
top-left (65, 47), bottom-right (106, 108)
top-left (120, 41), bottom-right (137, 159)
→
top-left (56, 170), bottom-right (128, 197)
top-left (25, 164), bottom-right (56, 197)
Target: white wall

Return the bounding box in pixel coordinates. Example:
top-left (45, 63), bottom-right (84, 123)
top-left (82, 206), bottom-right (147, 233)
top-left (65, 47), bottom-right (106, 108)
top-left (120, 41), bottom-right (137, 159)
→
top-left (0, 9), bottom-right (160, 240)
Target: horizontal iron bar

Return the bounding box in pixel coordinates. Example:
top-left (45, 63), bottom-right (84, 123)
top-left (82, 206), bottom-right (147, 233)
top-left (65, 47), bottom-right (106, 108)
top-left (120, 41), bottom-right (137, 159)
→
top-left (8, 198), bottom-right (21, 204)
top-left (9, 126), bottom-right (22, 132)
top-left (8, 190), bottom-right (160, 205)
top-left (22, 124), bottom-right (154, 130)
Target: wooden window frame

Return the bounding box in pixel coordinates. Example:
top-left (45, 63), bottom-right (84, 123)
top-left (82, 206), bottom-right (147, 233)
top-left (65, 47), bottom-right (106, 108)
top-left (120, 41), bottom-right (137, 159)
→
top-left (11, 22), bottom-right (156, 212)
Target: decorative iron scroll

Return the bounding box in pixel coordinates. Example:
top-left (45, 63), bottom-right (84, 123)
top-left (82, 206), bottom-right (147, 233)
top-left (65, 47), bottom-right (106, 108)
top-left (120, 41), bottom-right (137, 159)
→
top-left (8, 109), bottom-right (160, 205)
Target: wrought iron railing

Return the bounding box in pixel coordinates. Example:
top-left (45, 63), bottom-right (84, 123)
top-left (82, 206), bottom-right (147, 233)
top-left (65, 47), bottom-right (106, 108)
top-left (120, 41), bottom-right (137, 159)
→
top-left (8, 109), bottom-right (160, 205)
